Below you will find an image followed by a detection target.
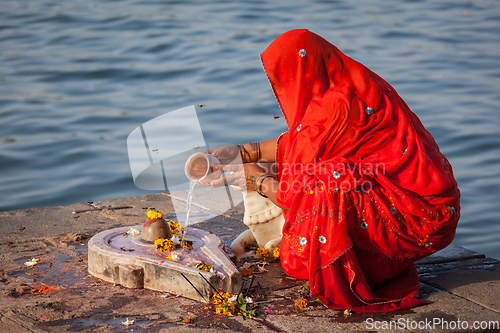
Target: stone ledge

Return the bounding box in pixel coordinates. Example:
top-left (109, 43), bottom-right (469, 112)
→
top-left (415, 245), bottom-right (486, 265)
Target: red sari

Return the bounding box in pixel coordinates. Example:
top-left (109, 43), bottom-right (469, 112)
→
top-left (260, 29), bottom-right (460, 313)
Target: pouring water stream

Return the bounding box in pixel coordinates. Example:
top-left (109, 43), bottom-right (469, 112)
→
top-left (182, 180), bottom-right (197, 243)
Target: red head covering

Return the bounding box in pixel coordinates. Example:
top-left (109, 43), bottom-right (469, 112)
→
top-left (261, 29), bottom-right (460, 312)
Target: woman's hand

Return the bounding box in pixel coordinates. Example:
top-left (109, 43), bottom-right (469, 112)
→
top-left (204, 145), bottom-right (243, 165)
top-left (209, 163), bottom-right (267, 191)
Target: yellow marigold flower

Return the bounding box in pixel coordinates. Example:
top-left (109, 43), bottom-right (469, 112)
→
top-left (256, 247), bottom-right (269, 259)
top-left (295, 297), bottom-right (308, 309)
top-left (273, 247), bottom-right (280, 259)
top-left (147, 209), bottom-right (164, 220)
top-left (154, 238), bottom-right (164, 248)
top-left (167, 219), bottom-right (184, 235)
top-left (180, 241), bottom-right (193, 250)
top-left (215, 303), bottom-right (234, 316)
top-left (195, 261), bottom-right (214, 272)
top-left (154, 238), bottom-right (176, 252)
top-left (212, 292), bottom-right (231, 304)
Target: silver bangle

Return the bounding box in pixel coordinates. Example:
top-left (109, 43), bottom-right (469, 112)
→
top-left (256, 175), bottom-right (274, 198)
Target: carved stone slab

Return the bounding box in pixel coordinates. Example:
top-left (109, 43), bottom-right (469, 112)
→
top-left (88, 226), bottom-right (241, 302)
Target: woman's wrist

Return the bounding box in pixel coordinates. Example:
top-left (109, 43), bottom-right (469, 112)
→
top-left (240, 142), bottom-right (261, 163)
top-left (256, 174), bottom-right (274, 198)
top-left (237, 144), bottom-right (250, 163)
top-left (258, 175), bottom-right (287, 210)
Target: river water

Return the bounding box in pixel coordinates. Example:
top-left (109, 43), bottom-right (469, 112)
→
top-left (1, 0), bottom-right (499, 259)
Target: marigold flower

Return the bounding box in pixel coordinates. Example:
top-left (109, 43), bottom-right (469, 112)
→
top-left (180, 241), bottom-right (193, 250)
top-left (273, 247), bottom-right (280, 259)
top-left (212, 292), bottom-right (231, 305)
top-left (294, 297), bottom-right (308, 309)
top-left (183, 318), bottom-right (193, 323)
top-left (154, 238), bottom-right (176, 252)
top-left (195, 261), bottom-right (214, 272)
top-left (167, 219), bottom-right (184, 235)
top-left (255, 247), bottom-right (269, 259)
top-left (147, 209), bottom-right (164, 220)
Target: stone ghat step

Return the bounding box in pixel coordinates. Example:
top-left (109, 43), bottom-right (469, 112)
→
top-left (88, 225), bottom-right (241, 303)
top-left (416, 244), bottom-right (486, 265)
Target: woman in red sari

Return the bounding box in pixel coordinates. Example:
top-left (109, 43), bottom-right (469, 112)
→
top-left (208, 29), bottom-right (460, 313)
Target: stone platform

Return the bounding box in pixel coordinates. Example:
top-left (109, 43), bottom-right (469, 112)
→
top-left (0, 192), bottom-right (499, 332)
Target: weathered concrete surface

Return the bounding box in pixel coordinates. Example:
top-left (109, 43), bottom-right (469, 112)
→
top-left (0, 193), bottom-right (499, 332)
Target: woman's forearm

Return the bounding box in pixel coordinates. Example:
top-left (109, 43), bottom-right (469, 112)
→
top-left (261, 176), bottom-right (288, 211)
top-left (241, 137), bottom-right (278, 163)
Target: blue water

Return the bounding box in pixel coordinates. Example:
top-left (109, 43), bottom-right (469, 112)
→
top-left (1, 0), bottom-right (499, 259)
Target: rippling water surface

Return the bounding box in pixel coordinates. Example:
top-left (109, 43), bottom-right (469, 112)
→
top-left (1, 0), bottom-right (499, 259)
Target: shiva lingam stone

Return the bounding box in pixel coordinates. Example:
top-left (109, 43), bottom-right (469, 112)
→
top-left (140, 210), bottom-right (172, 243)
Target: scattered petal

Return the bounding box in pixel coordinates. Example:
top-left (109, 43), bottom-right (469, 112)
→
top-left (122, 318), bottom-right (135, 326)
top-left (127, 228), bottom-right (140, 236)
top-left (24, 258), bottom-right (39, 267)
top-left (166, 253), bottom-right (180, 262)
top-left (170, 235), bottom-right (180, 245)
top-left (241, 262), bottom-right (252, 269)
top-left (257, 266), bottom-right (268, 273)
